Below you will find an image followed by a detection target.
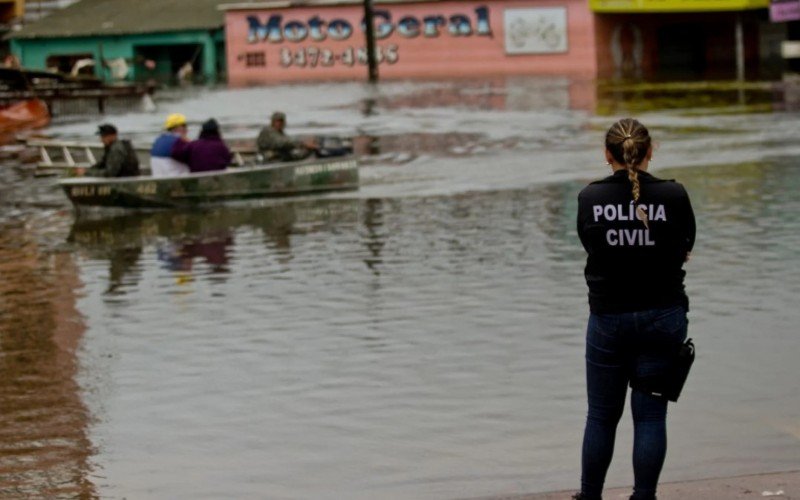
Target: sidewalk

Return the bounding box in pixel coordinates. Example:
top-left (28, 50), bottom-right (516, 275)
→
top-left (475, 470), bottom-right (800, 500)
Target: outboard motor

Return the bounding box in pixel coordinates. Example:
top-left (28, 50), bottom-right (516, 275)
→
top-left (314, 136), bottom-right (353, 158)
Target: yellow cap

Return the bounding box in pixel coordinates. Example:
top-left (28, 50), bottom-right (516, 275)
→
top-left (164, 113), bottom-right (187, 130)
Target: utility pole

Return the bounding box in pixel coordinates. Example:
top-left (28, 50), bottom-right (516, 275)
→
top-left (363, 0), bottom-right (379, 83)
top-left (735, 14), bottom-right (745, 82)
top-left (735, 14), bottom-right (745, 104)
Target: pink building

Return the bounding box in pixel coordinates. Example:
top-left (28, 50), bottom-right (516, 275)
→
top-left (222, 0), bottom-right (598, 85)
top-left (223, 0), bottom-right (784, 89)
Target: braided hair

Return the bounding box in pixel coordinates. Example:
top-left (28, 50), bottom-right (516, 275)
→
top-left (605, 118), bottom-right (652, 226)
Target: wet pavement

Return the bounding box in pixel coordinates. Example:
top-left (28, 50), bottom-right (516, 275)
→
top-left (475, 470), bottom-right (800, 499)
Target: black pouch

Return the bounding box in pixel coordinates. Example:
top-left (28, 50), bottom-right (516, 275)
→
top-left (630, 338), bottom-right (695, 402)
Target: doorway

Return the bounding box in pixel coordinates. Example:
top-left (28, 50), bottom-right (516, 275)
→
top-left (134, 44), bottom-right (204, 84)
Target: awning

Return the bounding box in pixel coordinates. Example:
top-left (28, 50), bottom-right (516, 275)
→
top-left (590, 0), bottom-right (768, 13)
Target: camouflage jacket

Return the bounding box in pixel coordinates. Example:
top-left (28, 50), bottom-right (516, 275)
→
top-left (86, 139), bottom-right (140, 177)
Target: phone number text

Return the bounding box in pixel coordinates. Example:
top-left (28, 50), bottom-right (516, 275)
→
top-left (279, 45), bottom-right (399, 68)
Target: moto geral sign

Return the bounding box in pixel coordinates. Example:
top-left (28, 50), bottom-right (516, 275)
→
top-left (224, 0), bottom-right (590, 84)
top-left (245, 7), bottom-right (493, 43)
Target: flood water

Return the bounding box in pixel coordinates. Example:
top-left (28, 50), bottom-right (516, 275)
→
top-left (1, 78), bottom-right (799, 499)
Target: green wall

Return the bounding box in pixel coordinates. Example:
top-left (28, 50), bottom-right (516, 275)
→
top-left (10, 29), bottom-right (223, 82)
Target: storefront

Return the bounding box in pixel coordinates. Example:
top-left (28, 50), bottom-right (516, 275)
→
top-left (222, 0), bottom-right (598, 85)
top-left (590, 0), bottom-right (780, 80)
top-left (770, 0), bottom-right (800, 72)
top-left (8, 0), bottom-right (228, 83)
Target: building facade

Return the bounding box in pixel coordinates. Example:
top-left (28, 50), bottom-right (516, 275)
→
top-left (223, 0), bottom-right (788, 85)
top-left (770, 0), bottom-right (800, 72)
top-left (223, 0), bottom-right (599, 85)
top-left (591, 0), bottom-right (782, 80)
top-left (8, 0), bottom-right (228, 82)
top-left (7, 0), bottom-right (789, 85)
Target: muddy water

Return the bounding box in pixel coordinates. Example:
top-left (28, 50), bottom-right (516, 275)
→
top-left (1, 78), bottom-right (799, 499)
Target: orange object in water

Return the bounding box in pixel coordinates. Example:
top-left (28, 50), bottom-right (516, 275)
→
top-left (0, 98), bottom-right (50, 134)
top-left (0, 98), bottom-right (50, 145)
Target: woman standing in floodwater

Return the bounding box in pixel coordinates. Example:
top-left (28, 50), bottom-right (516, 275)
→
top-left (573, 118), bottom-right (695, 500)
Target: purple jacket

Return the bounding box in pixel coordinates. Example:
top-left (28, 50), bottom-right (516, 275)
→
top-left (171, 131), bottom-right (232, 173)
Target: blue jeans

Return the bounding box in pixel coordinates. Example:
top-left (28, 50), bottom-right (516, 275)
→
top-left (580, 306), bottom-right (688, 500)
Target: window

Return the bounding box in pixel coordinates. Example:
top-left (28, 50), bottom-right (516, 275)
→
top-left (245, 52), bottom-right (266, 67)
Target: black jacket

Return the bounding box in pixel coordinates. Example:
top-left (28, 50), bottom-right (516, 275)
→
top-left (577, 170), bottom-right (695, 313)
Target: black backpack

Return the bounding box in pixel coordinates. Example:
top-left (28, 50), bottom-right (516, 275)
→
top-left (119, 139), bottom-right (141, 177)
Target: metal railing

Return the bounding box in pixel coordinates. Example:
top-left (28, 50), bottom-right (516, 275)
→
top-left (27, 139), bottom-right (256, 174)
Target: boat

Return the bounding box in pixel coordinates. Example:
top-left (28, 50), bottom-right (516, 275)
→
top-left (0, 68), bottom-right (52, 142)
top-left (0, 98), bottom-right (50, 139)
top-left (57, 155), bottom-right (359, 210)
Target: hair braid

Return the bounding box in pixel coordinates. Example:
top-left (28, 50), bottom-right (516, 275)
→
top-left (605, 118), bottom-right (651, 204)
top-left (627, 166), bottom-right (641, 202)
top-left (605, 118), bottom-right (652, 227)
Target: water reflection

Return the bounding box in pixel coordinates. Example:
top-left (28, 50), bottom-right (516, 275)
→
top-left (157, 232), bottom-right (233, 274)
top-left (362, 198), bottom-right (385, 274)
top-left (66, 200), bottom-right (362, 292)
top-left (595, 81), bottom-right (783, 115)
top-left (370, 77), bottom-right (593, 112)
top-left (0, 226), bottom-right (96, 498)
top-left (354, 77), bottom-right (795, 118)
top-left (360, 96), bottom-right (378, 117)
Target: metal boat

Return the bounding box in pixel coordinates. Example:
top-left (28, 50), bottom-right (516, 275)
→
top-left (57, 156), bottom-right (359, 210)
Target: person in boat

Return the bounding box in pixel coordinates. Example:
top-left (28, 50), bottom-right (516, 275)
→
top-left (171, 118), bottom-right (232, 173)
top-left (84, 123), bottom-right (140, 177)
top-left (256, 111), bottom-right (317, 162)
top-left (150, 113), bottom-right (190, 177)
